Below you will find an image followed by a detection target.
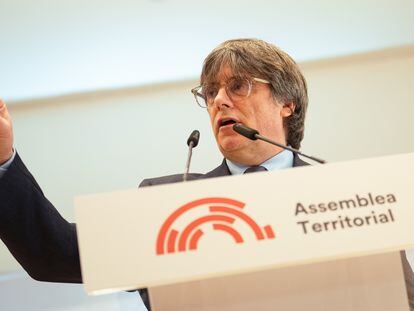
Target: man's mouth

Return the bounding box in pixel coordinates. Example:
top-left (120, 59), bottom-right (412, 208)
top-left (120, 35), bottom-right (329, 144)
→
top-left (218, 118), bottom-right (237, 129)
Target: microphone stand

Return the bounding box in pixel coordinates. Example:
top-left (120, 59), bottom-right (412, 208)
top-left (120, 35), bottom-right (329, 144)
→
top-left (184, 141), bottom-right (195, 182)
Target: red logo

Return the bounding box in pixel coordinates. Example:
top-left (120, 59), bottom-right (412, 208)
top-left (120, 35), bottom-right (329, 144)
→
top-left (156, 197), bottom-right (275, 255)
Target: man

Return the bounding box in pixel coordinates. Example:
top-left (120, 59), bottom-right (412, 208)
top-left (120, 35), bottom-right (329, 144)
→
top-left (0, 39), bottom-right (413, 308)
top-left (140, 39), bottom-right (308, 188)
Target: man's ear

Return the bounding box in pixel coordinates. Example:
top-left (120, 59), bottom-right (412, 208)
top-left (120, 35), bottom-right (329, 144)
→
top-left (281, 102), bottom-right (295, 117)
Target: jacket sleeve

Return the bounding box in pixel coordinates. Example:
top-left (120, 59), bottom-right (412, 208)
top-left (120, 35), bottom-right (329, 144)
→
top-left (0, 152), bottom-right (82, 283)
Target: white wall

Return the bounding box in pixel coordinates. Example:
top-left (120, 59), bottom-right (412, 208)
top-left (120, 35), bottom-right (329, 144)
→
top-left (1, 44), bottom-right (414, 309)
top-left (0, 273), bottom-right (146, 311)
top-left (301, 45), bottom-right (414, 160)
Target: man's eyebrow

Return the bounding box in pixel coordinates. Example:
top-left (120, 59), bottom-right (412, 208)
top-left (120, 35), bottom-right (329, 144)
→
top-left (203, 81), bottom-right (219, 86)
top-left (205, 76), bottom-right (242, 85)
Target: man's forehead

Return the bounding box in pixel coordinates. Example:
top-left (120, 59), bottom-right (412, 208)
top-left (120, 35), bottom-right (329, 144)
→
top-left (208, 66), bottom-right (233, 84)
top-left (206, 65), bottom-right (247, 85)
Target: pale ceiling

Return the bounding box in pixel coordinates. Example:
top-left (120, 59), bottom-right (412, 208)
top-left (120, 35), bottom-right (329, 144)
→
top-left (1, 0), bottom-right (414, 102)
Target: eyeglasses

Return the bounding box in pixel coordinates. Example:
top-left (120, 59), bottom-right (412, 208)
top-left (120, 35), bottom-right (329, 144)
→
top-left (191, 77), bottom-right (270, 108)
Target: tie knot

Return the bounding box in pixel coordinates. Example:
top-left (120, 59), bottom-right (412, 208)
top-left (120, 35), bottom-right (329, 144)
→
top-left (243, 166), bottom-right (267, 174)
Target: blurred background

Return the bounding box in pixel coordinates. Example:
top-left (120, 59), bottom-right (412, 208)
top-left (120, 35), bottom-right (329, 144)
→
top-left (1, 0), bottom-right (414, 309)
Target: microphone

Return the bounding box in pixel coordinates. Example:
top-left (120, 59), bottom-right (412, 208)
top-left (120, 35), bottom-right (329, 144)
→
top-left (187, 130), bottom-right (200, 148)
top-left (233, 123), bottom-right (326, 164)
top-left (183, 130), bottom-right (200, 181)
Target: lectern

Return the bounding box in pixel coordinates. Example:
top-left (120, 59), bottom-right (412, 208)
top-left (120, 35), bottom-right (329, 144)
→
top-left (75, 153), bottom-right (414, 310)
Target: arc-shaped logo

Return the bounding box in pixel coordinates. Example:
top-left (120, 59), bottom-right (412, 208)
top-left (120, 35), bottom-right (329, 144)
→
top-left (156, 197), bottom-right (275, 255)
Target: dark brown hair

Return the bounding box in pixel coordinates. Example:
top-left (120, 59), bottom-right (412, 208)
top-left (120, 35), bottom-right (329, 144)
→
top-left (200, 38), bottom-right (308, 149)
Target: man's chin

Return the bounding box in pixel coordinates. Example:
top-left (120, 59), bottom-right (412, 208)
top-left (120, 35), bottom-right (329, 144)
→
top-left (217, 137), bottom-right (246, 156)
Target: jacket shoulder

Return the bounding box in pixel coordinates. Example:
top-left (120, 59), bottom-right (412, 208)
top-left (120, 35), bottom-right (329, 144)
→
top-left (139, 160), bottom-right (229, 187)
top-left (139, 173), bottom-right (203, 187)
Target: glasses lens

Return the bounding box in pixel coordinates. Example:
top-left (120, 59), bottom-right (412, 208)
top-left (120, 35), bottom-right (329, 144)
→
top-left (227, 78), bottom-right (250, 99)
top-left (202, 84), bottom-right (219, 106)
top-left (192, 86), bottom-right (208, 108)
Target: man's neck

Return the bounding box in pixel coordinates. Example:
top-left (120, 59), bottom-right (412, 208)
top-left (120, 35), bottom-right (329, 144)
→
top-left (226, 149), bottom-right (294, 175)
top-left (225, 144), bottom-right (285, 166)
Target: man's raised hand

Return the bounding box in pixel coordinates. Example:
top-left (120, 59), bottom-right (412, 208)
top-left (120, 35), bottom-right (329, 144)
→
top-left (0, 99), bottom-right (14, 165)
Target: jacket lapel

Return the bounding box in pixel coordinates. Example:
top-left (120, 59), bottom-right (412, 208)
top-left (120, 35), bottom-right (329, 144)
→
top-left (201, 159), bottom-right (231, 179)
top-left (293, 154), bottom-right (310, 167)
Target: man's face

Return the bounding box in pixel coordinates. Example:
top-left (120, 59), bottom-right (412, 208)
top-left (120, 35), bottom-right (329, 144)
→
top-left (207, 68), bottom-right (294, 166)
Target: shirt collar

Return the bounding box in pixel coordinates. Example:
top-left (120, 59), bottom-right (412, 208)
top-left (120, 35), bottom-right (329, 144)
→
top-left (225, 149), bottom-right (294, 175)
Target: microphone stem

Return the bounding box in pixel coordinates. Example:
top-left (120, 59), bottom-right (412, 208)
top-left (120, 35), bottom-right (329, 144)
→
top-left (255, 134), bottom-right (326, 164)
top-left (183, 141), bottom-right (194, 182)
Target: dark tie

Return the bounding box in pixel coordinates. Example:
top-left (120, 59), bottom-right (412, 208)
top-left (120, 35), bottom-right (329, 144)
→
top-left (243, 166), bottom-right (268, 174)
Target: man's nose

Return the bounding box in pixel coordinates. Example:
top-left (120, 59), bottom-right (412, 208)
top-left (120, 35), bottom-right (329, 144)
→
top-left (213, 87), bottom-right (233, 110)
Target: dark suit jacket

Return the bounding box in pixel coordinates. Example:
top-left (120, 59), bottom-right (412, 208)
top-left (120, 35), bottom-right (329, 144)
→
top-left (1, 153), bottom-right (413, 309)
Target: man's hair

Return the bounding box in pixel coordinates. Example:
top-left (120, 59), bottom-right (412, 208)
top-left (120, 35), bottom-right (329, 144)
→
top-left (200, 38), bottom-right (308, 149)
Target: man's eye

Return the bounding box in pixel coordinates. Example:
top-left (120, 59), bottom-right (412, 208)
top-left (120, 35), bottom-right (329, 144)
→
top-left (204, 87), bottom-right (218, 99)
top-left (231, 82), bottom-right (243, 91)
top-left (229, 80), bottom-right (247, 94)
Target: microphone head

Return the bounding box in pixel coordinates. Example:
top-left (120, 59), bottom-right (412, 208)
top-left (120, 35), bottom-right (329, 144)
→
top-left (233, 123), bottom-right (259, 140)
top-left (187, 130), bottom-right (200, 147)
